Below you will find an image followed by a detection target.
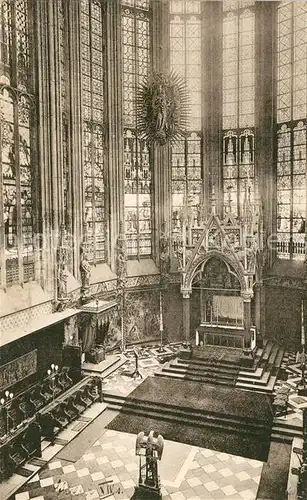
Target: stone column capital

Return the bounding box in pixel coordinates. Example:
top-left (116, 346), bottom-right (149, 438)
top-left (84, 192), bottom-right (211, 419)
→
top-left (241, 290), bottom-right (253, 302)
top-left (181, 287), bottom-right (192, 299)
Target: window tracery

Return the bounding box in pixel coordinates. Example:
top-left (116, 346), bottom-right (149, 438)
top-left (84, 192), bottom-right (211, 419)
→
top-left (0, 0), bottom-right (36, 288)
top-left (81, 0), bottom-right (106, 264)
top-left (170, 0), bottom-right (203, 241)
top-left (122, 0), bottom-right (152, 258)
top-left (276, 1), bottom-right (307, 260)
top-left (222, 0), bottom-right (255, 217)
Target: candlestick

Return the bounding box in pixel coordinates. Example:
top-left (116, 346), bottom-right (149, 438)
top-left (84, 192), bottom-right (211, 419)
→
top-left (302, 300), bottom-right (305, 346)
top-left (159, 291), bottom-right (163, 333)
top-left (159, 290), bottom-right (164, 352)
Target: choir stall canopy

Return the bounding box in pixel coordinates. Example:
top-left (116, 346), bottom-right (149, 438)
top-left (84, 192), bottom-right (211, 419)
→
top-left (79, 298), bottom-right (118, 363)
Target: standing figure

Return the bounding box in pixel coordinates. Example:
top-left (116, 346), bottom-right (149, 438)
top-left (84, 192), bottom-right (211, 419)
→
top-left (80, 225), bottom-right (91, 303)
top-left (80, 249), bottom-right (91, 289)
top-left (159, 221), bottom-right (171, 279)
top-left (116, 223), bottom-right (127, 286)
top-left (57, 225), bottom-right (69, 311)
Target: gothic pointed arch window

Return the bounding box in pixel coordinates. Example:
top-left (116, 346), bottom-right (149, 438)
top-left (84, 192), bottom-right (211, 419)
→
top-left (276, 1), bottom-right (307, 260)
top-left (122, 0), bottom-right (153, 258)
top-left (222, 0), bottom-right (255, 217)
top-left (170, 0), bottom-right (203, 245)
top-left (0, 0), bottom-right (38, 288)
top-left (81, 0), bottom-right (107, 264)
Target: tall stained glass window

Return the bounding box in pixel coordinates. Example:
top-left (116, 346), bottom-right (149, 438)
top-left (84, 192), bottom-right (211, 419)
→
top-left (170, 0), bottom-right (202, 245)
top-left (276, 1), bottom-right (307, 260)
top-left (0, 0), bottom-right (36, 288)
top-left (222, 0), bottom-right (255, 217)
top-left (81, 0), bottom-right (106, 263)
top-left (122, 0), bottom-right (152, 258)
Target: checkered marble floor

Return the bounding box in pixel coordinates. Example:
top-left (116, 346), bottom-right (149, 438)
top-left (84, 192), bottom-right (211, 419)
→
top-left (14, 429), bottom-right (263, 500)
top-left (101, 344), bottom-right (181, 397)
top-left (273, 350), bottom-right (307, 426)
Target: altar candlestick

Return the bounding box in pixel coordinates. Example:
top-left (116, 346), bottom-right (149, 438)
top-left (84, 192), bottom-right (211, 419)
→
top-left (159, 291), bottom-right (163, 333)
top-left (301, 300), bottom-right (305, 346)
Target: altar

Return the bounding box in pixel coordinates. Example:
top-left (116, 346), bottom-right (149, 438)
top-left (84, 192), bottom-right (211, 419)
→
top-left (196, 324), bottom-right (245, 349)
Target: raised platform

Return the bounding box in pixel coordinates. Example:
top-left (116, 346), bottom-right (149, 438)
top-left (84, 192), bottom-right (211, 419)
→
top-left (156, 340), bottom-right (285, 393)
top-left (193, 345), bottom-right (242, 362)
top-left (82, 354), bottom-right (127, 377)
top-left (106, 375), bottom-right (273, 461)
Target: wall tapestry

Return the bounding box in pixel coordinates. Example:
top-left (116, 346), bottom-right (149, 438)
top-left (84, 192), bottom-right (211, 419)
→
top-left (0, 350), bottom-right (37, 391)
top-left (125, 290), bottom-right (160, 342)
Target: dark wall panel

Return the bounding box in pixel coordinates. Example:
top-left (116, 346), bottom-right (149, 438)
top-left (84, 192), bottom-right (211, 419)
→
top-left (164, 284), bottom-right (183, 342)
top-left (1, 324), bottom-right (64, 394)
top-left (265, 286), bottom-right (303, 350)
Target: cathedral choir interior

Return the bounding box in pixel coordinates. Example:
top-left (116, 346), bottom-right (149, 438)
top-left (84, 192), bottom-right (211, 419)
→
top-left (1, 1), bottom-right (307, 499)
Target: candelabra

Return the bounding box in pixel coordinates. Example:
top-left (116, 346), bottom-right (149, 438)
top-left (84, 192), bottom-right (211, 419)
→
top-left (0, 390), bottom-right (14, 437)
top-left (298, 301), bottom-right (307, 396)
top-left (47, 364), bottom-right (59, 400)
top-left (159, 290), bottom-right (164, 353)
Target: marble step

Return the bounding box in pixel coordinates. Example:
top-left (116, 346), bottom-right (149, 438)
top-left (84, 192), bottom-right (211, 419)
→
top-left (171, 361), bottom-right (238, 378)
top-left (155, 370), bottom-right (236, 386)
top-left (273, 347), bottom-right (285, 369)
top-left (155, 370), bottom-right (185, 379)
top-left (236, 375), bottom-right (277, 394)
top-left (271, 425), bottom-right (302, 440)
top-left (179, 357), bottom-right (241, 371)
top-left (261, 341), bottom-right (274, 360)
top-left (237, 370), bottom-right (271, 386)
top-left (104, 397), bottom-right (271, 437)
top-left (267, 344), bottom-right (281, 367)
top-left (270, 433), bottom-right (293, 444)
top-left (238, 366), bottom-right (265, 379)
top-left (103, 393), bottom-right (126, 411)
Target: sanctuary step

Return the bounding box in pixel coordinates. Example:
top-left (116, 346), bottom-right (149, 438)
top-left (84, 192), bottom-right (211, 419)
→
top-left (156, 340), bottom-right (285, 394)
top-left (271, 418), bottom-right (303, 444)
top-left (236, 341), bottom-right (285, 394)
top-left (104, 377), bottom-right (273, 461)
top-left (192, 345), bottom-right (242, 365)
top-left (155, 358), bottom-right (239, 386)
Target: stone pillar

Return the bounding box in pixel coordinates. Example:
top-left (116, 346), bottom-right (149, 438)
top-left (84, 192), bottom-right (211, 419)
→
top-left (240, 290), bottom-right (255, 367)
top-left (242, 291), bottom-right (253, 349)
top-left (254, 281), bottom-right (265, 345)
top-left (182, 289), bottom-right (191, 342)
top-left (200, 289), bottom-right (205, 323)
top-left (202, 1), bottom-right (223, 215)
top-left (195, 330), bottom-right (199, 346)
top-left (67, 0), bottom-right (83, 279)
top-left (255, 1), bottom-right (277, 268)
top-left (254, 282), bottom-right (261, 334)
top-left (152, 0), bottom-right (171, 263)
top-left (106, 0), bottom-right (124, 271)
